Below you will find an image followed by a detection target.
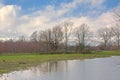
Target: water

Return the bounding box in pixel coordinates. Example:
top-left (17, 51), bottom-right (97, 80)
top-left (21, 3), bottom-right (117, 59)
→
top-left (0, 56), bottom-right (120, 80)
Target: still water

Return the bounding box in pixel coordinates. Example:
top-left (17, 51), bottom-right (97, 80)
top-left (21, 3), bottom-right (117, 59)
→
top-left (0, 56), bottom-right (120, 80)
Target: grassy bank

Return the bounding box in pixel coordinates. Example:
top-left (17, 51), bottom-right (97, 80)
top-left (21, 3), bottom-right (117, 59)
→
top-left (0, 51), bottom-right (120, 74)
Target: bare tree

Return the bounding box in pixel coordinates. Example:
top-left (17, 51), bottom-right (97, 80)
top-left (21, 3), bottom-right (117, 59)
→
top-left (74, 23), bottom-right (91, 51)
top-left (50, 26), bottom-right (63, 51)
top-left (39, 26), bottom-right (63, 51)
top-left (111, 8), bottom-right (120, 47)
top-left (113, 7), bottom-right (120, 22)
top-left (98, 27), bottom-right (112, 49)
top-left (62, 21), bottom-right (73, 52)
top-left (18, 35), bottom-right (26, 42)
top-left (30, 31), bottom-right (38, 42)
top-left (39, 29), bottom-right (52, 51)
top-left (111, 24), bottom-right (120, 47)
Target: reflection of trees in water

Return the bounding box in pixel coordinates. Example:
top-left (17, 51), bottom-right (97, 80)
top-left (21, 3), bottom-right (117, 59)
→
top-left (29, 61), bottom-right (68, 75)
top-left (65, 61), bottom-right (68, 72)
top-left (0, 61), bottom-right (69, 79)
top-left (0, 74), bottom-right (9, 80)
top-left (112, 56), bottom-right (120, 65)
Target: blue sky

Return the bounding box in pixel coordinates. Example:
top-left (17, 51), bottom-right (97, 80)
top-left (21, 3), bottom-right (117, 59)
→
top-left (0, 0), bottom-right (120, 40)
top-left (2, 0), bottom-right (120, 16)
top-left (3, 0), bottom-right (72, 14)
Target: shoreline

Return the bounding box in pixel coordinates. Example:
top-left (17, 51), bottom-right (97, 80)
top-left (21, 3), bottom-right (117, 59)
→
top-left (0, 51), bottom-right (120, 74)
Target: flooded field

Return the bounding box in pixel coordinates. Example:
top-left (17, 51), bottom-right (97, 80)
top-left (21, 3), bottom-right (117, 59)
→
top-left (0, 56), bottom-right (120, 80)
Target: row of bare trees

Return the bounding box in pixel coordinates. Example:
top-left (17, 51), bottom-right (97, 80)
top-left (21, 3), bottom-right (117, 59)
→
top-left (28, 22), bottom-right (92, 53)
top-left (29, 22), bottom-right (73, 52)
top-left (0, 22), bottom-right (119, 53)
top-left (29, 21), bottom-right (120, 52)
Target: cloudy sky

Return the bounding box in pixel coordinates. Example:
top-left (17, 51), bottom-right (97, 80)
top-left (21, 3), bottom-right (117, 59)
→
top-left (0, 0), bottom-right (120, 40)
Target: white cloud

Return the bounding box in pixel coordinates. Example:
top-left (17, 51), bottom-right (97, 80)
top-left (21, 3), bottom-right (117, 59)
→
top-left (65, 11), bottom-right (114, 30)
top-left (61, 0), bottom-right (105, 9)
top-left (91, 0), bottom-right (104, 6)
top-left (0, 5), bottom-right (21, 31)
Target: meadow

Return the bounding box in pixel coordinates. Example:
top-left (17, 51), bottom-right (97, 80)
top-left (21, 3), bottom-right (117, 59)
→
top-left (0, 51), bottom-right (120, 74)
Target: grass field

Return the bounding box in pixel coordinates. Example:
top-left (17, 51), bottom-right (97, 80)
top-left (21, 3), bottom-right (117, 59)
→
top-left (0, 51), bottom-right (120, 74)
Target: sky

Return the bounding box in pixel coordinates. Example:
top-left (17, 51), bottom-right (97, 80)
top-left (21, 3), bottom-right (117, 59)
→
top-left (0, 0), bottom-right (120, 40)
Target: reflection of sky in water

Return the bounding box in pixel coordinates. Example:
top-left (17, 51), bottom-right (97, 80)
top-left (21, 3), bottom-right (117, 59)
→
top-left (0, 56), bottom-right (120, 80)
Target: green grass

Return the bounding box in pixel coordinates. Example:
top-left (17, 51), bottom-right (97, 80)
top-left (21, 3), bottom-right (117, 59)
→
top-left (0, 51), bottom-right (120, 74)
